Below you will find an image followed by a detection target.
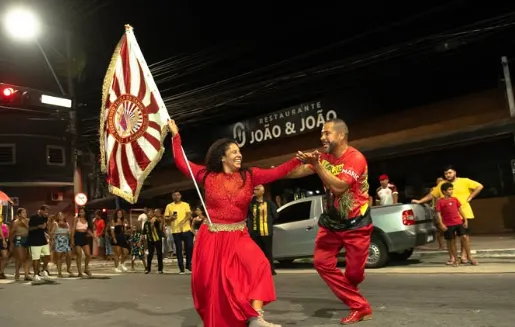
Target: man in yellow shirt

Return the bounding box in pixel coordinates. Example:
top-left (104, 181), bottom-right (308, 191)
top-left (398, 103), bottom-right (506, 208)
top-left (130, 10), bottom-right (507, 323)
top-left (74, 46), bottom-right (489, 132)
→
top-left (413, 166), bottom-right (483, 263)
top-left (164, 191), bottom-right (193, 274)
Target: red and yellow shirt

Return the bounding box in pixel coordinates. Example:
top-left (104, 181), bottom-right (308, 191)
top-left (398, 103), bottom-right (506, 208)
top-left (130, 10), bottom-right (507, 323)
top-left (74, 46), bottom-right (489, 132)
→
top-left (313, 147), bottom-right (370, 219)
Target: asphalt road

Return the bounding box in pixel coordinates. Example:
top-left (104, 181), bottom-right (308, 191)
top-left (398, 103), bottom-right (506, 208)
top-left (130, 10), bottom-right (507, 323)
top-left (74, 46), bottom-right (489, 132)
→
top-left (0, 268), bottom-right (514, 327)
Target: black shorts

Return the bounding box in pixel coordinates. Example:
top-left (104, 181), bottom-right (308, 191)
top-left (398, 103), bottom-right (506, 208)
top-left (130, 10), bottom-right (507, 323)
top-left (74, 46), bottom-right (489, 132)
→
top-left (444, 224), bottom-right (467, 240)
top-left (463, 219), bottom-right (472, 235)
top-left (74, 231), bottom-right (89, 247)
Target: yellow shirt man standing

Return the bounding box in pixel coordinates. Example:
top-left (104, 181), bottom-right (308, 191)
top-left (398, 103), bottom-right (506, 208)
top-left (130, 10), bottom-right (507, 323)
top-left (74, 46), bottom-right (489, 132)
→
top-left (164, 191), bottom-right (193, 274)
top-left (413, 166), bottom-right (483, 263)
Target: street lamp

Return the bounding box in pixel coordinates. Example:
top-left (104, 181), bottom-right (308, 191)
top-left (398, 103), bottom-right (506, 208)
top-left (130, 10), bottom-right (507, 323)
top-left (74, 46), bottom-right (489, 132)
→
top-left (3, 6), bottom-right (66, 95)
top-left (3, 6), bottom-right (80, 212)
top-left (3, 7), bottom-right (40, 40)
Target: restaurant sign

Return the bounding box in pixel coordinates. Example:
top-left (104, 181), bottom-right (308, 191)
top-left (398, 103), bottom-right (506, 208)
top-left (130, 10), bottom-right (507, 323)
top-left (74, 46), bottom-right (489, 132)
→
top-left (231, 101), bottom-right (337, 147)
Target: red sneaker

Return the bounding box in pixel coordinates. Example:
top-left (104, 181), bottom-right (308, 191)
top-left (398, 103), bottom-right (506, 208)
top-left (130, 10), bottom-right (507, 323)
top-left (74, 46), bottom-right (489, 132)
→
top-left (340, 308), bottom-right (373, 325)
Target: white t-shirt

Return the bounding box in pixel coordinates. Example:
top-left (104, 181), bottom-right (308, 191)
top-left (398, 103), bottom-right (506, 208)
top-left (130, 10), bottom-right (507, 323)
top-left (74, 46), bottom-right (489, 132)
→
top-left (376, 184), bottom-right (399, 205)
top-left (137, 213), bottom-right (148, 229)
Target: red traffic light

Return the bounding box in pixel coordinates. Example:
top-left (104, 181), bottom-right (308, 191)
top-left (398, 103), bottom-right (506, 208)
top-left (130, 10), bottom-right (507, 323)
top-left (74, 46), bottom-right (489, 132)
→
top-left (2, 87), bottom-right (15, 97)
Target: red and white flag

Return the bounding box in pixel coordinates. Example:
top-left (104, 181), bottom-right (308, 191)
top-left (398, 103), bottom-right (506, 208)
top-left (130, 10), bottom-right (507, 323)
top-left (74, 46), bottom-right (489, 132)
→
top-left (99, 25), bottom-right (170, 204)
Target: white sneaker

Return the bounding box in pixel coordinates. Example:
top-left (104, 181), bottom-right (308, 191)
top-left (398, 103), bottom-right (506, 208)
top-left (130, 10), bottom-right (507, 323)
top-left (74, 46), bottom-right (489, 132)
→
top-left (32, 275), bottom-right (41, 282)
top-left (40, 271), bottom-right (50, 280)
top-left (248, 310), bottom-right (281, 327)
top-left (121, 264), bottom-right (128, 272)
top-left (114, 267), bottom-right (122, 273)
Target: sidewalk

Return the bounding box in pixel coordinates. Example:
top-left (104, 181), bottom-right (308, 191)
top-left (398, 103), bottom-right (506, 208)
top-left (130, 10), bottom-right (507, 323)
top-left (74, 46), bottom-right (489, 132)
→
top-left (87, 257), bottom-right (180, 269)
top-left (415, 233), bottom-right (515, 258)
top-left (84, 234), bottom-right (515, 269)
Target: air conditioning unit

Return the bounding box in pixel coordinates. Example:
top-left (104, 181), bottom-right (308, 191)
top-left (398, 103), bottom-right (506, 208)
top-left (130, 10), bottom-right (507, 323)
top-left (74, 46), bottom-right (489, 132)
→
top-left (50, 192), bottom-right (64, 202)
top-left (10, 197), bottom-right (19, 206)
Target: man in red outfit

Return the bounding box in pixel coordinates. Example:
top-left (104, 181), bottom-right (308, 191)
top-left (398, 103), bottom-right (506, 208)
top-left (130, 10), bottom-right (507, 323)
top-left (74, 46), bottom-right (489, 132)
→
top-left (289, 119), bottom-right (373, 324)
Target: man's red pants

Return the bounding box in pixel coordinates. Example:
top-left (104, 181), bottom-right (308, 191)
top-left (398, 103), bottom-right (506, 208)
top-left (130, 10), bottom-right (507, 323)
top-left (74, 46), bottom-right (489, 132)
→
top-left (314, 224), bottom-right (373, 311)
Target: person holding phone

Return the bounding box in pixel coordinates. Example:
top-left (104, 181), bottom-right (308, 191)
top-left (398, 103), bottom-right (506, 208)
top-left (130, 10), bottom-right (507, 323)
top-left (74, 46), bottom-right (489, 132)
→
top-left (28, 205), bottom-right (51, 282)
top-left (164, 191), bottom-right (193, 274)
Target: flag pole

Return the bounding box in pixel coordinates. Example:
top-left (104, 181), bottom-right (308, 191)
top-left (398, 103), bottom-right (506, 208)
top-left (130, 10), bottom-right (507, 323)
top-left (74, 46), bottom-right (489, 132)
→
top-left (179, 146), bottom-right (212, 225)
top-left (167, 124), bottom-right (212, 225)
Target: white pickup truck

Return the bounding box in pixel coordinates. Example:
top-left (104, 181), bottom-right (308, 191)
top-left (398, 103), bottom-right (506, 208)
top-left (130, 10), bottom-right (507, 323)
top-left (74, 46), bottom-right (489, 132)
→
top-left (272, 195), bottom-right (436, 268)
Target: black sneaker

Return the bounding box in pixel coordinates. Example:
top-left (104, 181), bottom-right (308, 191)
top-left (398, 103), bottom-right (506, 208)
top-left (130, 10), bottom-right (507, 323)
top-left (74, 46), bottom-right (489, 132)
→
top-left (145, 270), bottom-right (150, 274)
top-left (158, 270), bottom-right (163, 274)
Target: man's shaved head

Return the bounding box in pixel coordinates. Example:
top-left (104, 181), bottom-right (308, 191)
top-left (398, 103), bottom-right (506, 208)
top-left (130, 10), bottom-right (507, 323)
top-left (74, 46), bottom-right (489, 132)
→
top-left (327, 118), bottom-right (349, 137)
top-left (321, 118), bottom-right (349, 155)
top-left (253, 184), bottom-right (265, 198)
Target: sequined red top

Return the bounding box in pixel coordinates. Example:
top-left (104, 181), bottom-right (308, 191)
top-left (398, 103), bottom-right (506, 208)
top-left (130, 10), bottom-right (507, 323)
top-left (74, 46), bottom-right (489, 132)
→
top-left (172, 134), bottom-right (301, 224)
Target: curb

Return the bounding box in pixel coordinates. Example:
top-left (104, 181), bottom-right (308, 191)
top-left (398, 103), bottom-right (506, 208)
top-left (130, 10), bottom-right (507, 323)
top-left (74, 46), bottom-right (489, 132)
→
top-left (82, 248), bottom-right (515, 269)
top-left (276, 265), bottom-right (515, 275)
top-left (414, 248), bottom-right (515, 258)
top-left (86, 259), bottom-right (179, 269)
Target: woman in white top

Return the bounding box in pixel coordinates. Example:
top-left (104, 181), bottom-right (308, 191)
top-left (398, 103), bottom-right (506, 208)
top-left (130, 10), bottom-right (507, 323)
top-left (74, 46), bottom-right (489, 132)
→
top-left (71, 207), bottom-right (95, 277)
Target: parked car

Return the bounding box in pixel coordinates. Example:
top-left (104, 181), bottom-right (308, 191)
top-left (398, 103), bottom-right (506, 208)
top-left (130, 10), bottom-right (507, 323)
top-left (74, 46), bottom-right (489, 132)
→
top-left (272, 195), bottom-right (436, 268)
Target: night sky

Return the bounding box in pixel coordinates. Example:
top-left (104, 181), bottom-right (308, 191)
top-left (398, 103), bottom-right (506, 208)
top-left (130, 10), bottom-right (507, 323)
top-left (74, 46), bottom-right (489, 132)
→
top-left (2, 0), bottom-right (515, 152)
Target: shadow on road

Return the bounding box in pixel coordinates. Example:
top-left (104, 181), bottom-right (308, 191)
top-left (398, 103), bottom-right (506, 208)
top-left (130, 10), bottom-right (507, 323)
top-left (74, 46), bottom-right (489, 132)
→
top-left (173, 297), bottom-right (346, 327)
top-left (85, 276), bottom-right (112, 280)
top-left (275, 258), bottom-right (424, 270)
top-left (31, 279), bottom-right (60, 286)
top-left (72, 298), bottom-right (176, 317)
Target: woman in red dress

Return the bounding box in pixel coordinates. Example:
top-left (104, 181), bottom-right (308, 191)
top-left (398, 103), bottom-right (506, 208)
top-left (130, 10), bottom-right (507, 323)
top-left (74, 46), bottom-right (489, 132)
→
top-left (168, 120), bottom-right (301, 327)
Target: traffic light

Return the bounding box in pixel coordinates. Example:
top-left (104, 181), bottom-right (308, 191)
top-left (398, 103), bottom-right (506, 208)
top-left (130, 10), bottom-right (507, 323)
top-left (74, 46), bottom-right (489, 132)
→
top-left (0, 83), bottom-right (72, 109)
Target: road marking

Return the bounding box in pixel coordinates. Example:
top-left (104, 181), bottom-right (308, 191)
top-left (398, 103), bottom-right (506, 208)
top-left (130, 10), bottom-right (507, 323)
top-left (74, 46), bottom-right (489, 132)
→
top-left (0, 272), bottom-right (124, 286)
top-left (0, 279), bottom-right (15, 284)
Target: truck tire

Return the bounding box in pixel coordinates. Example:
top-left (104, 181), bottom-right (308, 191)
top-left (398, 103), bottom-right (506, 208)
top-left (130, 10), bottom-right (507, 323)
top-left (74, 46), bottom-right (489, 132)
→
top-left (366, 237), bottom-right (389, 269)
top-left (390, 249), bottom-right (414, 261)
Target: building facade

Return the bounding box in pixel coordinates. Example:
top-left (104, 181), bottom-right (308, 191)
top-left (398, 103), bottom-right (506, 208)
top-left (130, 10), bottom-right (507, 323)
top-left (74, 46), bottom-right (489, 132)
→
top-left (0, 85), bottom-right (75, 216)
top-left (88, 88), bottom-right (515, 233)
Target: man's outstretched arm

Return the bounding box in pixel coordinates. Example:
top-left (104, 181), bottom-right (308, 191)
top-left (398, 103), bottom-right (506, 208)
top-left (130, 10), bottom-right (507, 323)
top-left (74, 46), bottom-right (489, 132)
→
top-left (285, 164), bottom-right (316, 179)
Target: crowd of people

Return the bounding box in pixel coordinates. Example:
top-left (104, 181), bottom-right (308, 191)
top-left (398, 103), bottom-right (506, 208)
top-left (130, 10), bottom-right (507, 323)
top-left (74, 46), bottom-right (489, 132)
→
top-left (0, 203), bottom-right (208, 281)
top-left (0, 116), bottom-right (483, 327)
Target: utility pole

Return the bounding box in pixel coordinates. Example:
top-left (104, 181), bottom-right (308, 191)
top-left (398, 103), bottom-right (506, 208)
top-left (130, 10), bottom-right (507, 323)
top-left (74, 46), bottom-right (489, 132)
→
top-left (65, 31), bottom-right (80, 212)
top-left (501, 56), bottom-right (515, 117)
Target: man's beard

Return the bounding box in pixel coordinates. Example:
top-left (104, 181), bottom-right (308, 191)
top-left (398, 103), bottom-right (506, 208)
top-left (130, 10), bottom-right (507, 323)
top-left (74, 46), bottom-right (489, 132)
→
top-left (324, 142), bottom-right (335, 154)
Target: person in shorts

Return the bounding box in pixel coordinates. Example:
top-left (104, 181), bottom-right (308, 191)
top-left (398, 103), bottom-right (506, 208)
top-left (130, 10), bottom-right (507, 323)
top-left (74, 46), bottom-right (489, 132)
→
top-left (28, 205), bottom-right (51, 281)
top-left (130, 225), bottom-right (146, 272)
top-left (435, 182), bottom-right (478, 266)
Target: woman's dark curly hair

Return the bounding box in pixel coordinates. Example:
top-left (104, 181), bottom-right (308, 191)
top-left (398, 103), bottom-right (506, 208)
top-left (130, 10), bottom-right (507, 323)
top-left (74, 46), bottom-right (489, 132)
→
top-left (199, 138), bottom-right (251, 188)
top-left (112, 209), bottom-right (125, 223)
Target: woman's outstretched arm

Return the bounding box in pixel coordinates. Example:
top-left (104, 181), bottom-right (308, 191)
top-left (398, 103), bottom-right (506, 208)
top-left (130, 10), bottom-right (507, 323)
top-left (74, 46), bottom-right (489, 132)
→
top-left (250, 158), bottom-right (302, 186)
